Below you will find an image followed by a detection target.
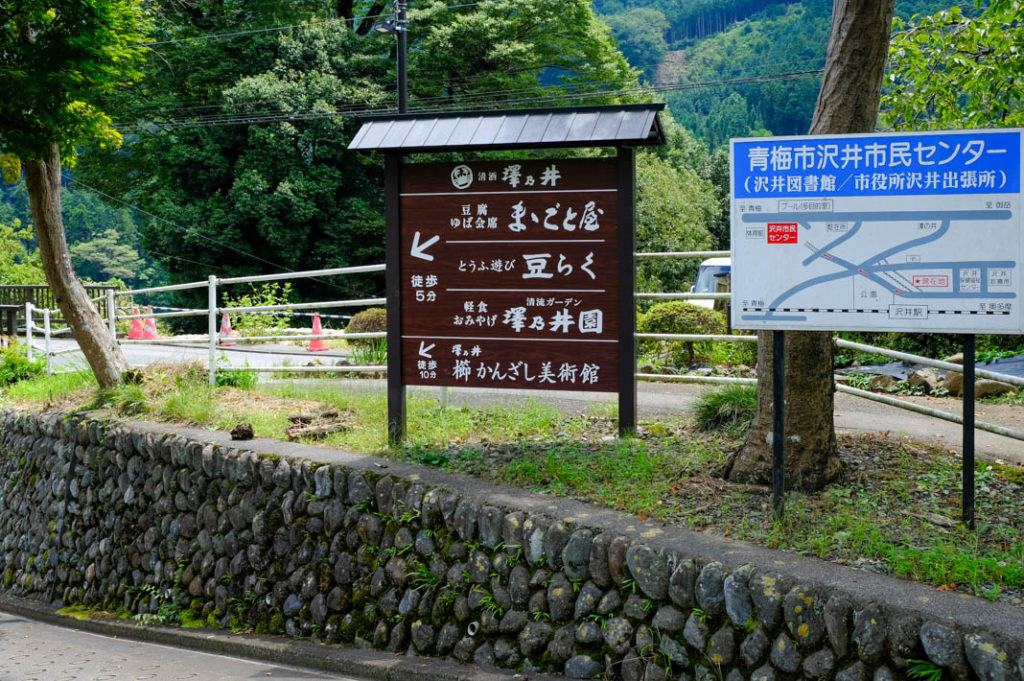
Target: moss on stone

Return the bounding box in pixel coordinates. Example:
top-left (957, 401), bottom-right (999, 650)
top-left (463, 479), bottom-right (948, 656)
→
top-left (180, 611), bottom-right (207, 628)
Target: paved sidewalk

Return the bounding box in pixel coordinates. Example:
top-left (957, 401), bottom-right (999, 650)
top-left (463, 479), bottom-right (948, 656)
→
top-left (0, 598), bottom-right (544, 681)
top-left (0, 610), bottom-right (349, 681)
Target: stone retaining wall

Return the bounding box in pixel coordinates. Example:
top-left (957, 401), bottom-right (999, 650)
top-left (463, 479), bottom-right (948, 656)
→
top-left (1, 409), bottom-right (1021, 681)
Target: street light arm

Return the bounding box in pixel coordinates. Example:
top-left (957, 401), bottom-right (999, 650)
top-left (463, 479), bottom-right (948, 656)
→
top-left (355, 0), bottom-right (389, 35)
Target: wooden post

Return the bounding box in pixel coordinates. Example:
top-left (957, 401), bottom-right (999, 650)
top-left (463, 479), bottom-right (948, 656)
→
top-left (386, 153), bottom-right (406, 445)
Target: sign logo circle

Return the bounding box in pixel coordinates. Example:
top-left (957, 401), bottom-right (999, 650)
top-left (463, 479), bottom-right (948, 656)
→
top-left (451, 165), bottom-right (473, 190)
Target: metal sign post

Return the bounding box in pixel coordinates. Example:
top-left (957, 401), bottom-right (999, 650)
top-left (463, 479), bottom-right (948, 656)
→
top-left (772, 330), bottom-right (786, 518)
top-left (962, 334), bottom-right (976, 528)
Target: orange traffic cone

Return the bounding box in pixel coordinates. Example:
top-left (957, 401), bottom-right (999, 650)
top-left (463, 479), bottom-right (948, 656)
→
top-left (142, 306), bottom-right (159, 340)
top-left (128, 305), bottom-right (144, 340)
top-left (307, 312), bottom-right (328, 352)
top-left (218, 313), bottom-right (236, 347)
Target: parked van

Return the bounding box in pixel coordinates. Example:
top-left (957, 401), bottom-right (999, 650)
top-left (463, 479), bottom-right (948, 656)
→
top-left (690, 257), bottom-right (731, 309)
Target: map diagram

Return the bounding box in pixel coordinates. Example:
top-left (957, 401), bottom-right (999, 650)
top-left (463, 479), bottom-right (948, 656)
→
top-left (731, 130), bottom-right (1023, 333)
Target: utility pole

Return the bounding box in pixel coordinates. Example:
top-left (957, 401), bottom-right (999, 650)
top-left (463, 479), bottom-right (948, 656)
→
top-left (375, 1), bottom-right (408, 113)
top-left (397, 0), bottom-right (407, 113)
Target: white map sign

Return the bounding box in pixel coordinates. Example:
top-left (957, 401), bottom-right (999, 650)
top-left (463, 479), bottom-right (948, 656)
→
top-left (730, 129), bottom-right (1024, 333)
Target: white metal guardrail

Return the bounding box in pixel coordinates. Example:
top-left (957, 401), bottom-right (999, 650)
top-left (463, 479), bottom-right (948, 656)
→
top-left (22, 251), bottom-right (1024, 443)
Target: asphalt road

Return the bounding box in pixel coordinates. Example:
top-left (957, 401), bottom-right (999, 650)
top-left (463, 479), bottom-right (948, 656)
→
top-left (0, 610), bottom-right (357, 681)
top-left (39, 339), bottom-right (1024, 467)
top-left (44, 338), bottom-right (348, 371)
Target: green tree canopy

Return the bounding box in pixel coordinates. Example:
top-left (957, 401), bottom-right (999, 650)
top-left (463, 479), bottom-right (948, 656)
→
top-left (1, 182), bottom-right (161, 287)
top-left (634, 149), bottom-right (718, 296)
top-left (411, 0), bottom-right (637, 105)
top-left (0, 0), bottom-right (150, 164)
top-left (0, 219), bottom-right (46, 285)
top-left (883, 0), bottom-right (1023, 130)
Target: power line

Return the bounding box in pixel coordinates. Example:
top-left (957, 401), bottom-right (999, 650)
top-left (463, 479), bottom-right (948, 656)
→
top-left (145, 249), bottom-right (221, 271)
top-left (116, 67), bottom-right (824, 133)
top-left (141, 16), bottom-right (346, 47)
top-left (135, 1), bottom-right (494, 48)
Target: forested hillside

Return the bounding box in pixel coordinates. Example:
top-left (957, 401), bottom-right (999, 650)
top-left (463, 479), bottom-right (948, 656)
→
top-left (599, 0), bottom-right (980, 145)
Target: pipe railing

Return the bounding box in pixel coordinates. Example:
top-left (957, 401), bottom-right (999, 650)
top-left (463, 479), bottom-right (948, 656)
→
top-left (635, 250), bottom-right (730, 259)
top-left (222, 298), bottom-right (386, 314)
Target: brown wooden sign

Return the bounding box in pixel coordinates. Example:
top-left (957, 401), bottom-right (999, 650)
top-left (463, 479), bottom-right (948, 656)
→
top-left (399, 158), bottom-right (620, 391)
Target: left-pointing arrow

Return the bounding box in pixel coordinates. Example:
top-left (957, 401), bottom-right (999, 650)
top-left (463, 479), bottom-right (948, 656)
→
top-left (418, 341), bottom-right (436, 358)
top-left (411, 231), bottom-right (440, 261)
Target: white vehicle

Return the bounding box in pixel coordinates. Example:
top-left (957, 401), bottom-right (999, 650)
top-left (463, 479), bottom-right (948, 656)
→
top-left (690, 257), bottom-right (731, 309)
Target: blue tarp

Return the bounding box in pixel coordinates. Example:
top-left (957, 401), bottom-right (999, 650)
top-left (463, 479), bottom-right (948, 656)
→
top-left (845, 354), bottom-right (1024, 380)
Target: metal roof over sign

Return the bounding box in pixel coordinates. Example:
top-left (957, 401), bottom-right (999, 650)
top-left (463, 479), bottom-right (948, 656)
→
top-left (349, 104), bottom-right (665, 153)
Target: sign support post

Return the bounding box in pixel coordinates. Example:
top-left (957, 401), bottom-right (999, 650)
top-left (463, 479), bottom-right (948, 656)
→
top-left (385, 154), bottom-right (406, 445)
top-left (618, 147), bottom-right (637, 436)
top-left (962, 334), bottom-right (976, 529)
top-left (771, 330), bottom-right (786, 518)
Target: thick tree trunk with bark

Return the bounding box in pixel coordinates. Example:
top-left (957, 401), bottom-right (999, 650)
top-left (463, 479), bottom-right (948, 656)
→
top-left (726, 0), bottom-right (895, 491)
top-left (23, 145), bottom-right (129, 389)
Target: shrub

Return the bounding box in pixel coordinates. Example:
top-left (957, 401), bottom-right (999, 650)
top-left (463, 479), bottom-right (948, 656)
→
top-left (346, 308), bottom-right (387, 343)
top-left (693, 384), bottom-right (757, 437)
top-left (216, 369), bottom-right (258, 389)
top-left (0, 346), bottom-right (45, 385)
top-left (707, 341), bottom-right (757, 368)
top-left (221, 282), bottom-right (293, 336)
top-left (346, 307), bottom-right (387, 364)
top-left (637, 301), bottom-right (726, 366)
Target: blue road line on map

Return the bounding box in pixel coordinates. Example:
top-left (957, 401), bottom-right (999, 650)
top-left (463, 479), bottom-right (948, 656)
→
top-left (741, 314), bottom-right (809, 322)
top-left (802, 221), bottom-right (862, 266)
top-left (861, 261), bottom-right (1016, 271)
top-left (860, 219), bottom-right (951, 268)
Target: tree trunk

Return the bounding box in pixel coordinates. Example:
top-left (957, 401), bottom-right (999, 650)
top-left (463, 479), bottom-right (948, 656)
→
top-left (23, 144), bottom-right (129, 389)
top-left (726, 0), bottom-right (895, 491)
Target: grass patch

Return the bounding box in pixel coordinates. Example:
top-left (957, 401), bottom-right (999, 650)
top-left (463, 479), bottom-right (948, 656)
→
top-left (694, 384), bottom-right (757, 437)
top-left (481, 434), bottom-right (731, 517)
top-left (726, 437), bottom-right (1024, 599)
top-left (1, 369), bottom-right (96, 406)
